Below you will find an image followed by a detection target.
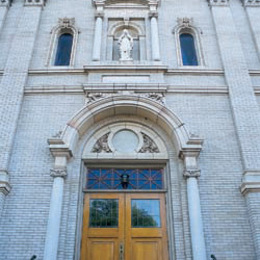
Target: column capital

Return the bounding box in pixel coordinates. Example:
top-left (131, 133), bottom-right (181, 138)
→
top-left (95, 11), bottom-right (104, 18)
top-left (242, 0), bottom-right (260, 6)
top-left (24, 0), bottom-right (47, 7)
top-left (241, 170), bottom-right (260, 195)
top-left (184, 169), bottom-right (201, 179)
top-left (50, 168), bottom-right (67, 179)
top-left (207, 0), bottom-right (230, 7)
top-left (149, 11), bottom-right (158, 18)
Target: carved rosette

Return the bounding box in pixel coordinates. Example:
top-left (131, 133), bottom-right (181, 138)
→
top-left (183, 169), bottom-right (201, 178)
top-left (50, 168), bottom-right (67, 178)
top-left (92, 133), bottom-right (112, 153)
top-left (139, 133), bottom-right (159, 153)
top-left (242, 0), bottom-right (260, 6)
top-left (208, 0), bottom-right (229, 6)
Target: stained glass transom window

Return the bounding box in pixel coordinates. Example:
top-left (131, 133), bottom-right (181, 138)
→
top-left (86, 168), bottom-right (163, 190)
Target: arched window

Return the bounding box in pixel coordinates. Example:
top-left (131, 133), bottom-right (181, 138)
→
top-left (54, 33), bottom-right (73, 66)
top-left (180, 33), bottom-right (198, 66)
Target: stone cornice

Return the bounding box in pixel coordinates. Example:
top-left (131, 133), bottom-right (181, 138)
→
top-left (0, 181), bottom-right (11, 195)
top-left (242, 0), bottom-right (260, 6)
top-left (208, 0), bottom-right (229, 7)
top-left (48, 138), bottom-right (73, 159)
top-left (241, 171), bottom-right (260, 195)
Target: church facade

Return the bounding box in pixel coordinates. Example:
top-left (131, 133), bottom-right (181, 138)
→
top-left (0, 0), bottom-right (260, 259)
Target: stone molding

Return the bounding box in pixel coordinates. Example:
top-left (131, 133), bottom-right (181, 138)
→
top-left (48, 138), bottom-right (73, 159)
top-left (241, 171), bottom-right (260, 195)
top-left (50, 168), bottom-right (67, 178)
top-left (207, 0), bottom-right (229, 6)
top-left (24, 0), bottom-right (46, 7)
top-left (242, 0), bottom-right (260, 6)
top-left (0, 181), bottom-right (11, 195)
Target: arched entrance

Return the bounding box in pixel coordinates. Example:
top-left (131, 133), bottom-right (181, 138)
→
top-left (80, 122), bottom-right (170, 260)
top-left (45, 95), bottom-right (206, 260)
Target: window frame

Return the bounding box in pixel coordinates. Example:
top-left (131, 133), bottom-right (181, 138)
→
top-left (46, 20), bottom-right (79, 68)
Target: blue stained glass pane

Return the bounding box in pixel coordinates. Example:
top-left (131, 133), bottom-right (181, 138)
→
top-left (86, 168), bottom-right (164, 190)
top-left (54, 33), bottom-right (73, 66)
top-left (180, 33), bottom-right (198, 66)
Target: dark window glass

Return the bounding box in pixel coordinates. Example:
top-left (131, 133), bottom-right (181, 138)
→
top-left (86, 168), bottom-right (164, 190)
top-left (89, 199), bottom-right (118, 228)
top-left (180, 33), bottom-right (198, 66)
top-left (54, 33), bottom-right (73, 66)
top-left (131, 199), bottom-right (160, 228)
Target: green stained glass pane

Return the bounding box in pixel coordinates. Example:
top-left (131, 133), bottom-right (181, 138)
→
top-left (131, 199), bottom-right (161, 228)
top-left (89, 199), bottom-right (118, 228)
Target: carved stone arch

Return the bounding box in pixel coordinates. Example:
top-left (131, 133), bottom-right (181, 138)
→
top-left (108, 21), bottom-right (145, 37)
top-left (52, 95), bottom-right (203, 157)
top-left (46, 18), bottom-right (80, 66)
top-left (173, 18), bottom-right (204, 67)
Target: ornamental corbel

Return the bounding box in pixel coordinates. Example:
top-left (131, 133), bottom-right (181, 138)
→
top-left (0, 0), bottom-right (11, 8)
top-left (24, 0), bottom-right (47, 7)
top-left (0, 181), bottom-right (11, 195)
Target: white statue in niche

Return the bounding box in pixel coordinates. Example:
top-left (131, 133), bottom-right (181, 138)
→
top-left (118, 29), bottom-right (133, 61)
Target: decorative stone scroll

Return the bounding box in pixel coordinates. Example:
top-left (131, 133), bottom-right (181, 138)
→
top-left (58, 17), bottom-right (75, 29)
top-left (242, 0), bottom-right (260, 6)
top-left (207, 0), bottom-right (229, 6)
top-left (92, 133), bottom-right (112, 153)
top-left (142, 92), bottom-right (165, 105)
top-left (139, 133), bottom-right (159, 153)
top-left (50, 168), bottom-right (67, 178)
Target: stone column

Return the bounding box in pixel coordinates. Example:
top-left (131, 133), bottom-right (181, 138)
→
top-left (43, 166), bottom-right (67, 260)
top-left (242, 0), bottom-right (260, 60)
top-left (208, 0), bottom-right (260, 258)
top-left (150, 12), bottom-right (160, 61)
top-left (43, 139), bottom-right (72, 260)
top-left (182, 152), bottom-right (207, 260)
top-left (0, 0), bottom-right (10, 33)
top-left (92, 13), bottom-right (104, 61)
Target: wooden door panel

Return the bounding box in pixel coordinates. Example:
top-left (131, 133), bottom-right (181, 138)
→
top-left (131, 239), bottom-right (162, 260)
top-left (87, 239), bottom-right (118, 260)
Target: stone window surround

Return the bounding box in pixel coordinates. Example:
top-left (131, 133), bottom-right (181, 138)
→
top-left (46, 18), bottom-right (79, 68)
top-left (173, 18), bottom-right (205, 68)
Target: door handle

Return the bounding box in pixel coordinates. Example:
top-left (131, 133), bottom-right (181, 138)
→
top-left (119, 242), bottom-right (124, 260)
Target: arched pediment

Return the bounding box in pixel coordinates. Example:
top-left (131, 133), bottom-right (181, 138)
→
top-left (49, 95), bottom-right (203, 158)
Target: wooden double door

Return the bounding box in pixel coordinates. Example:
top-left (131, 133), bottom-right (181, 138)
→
top-left (81, 193), bottom-right (169, 260)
